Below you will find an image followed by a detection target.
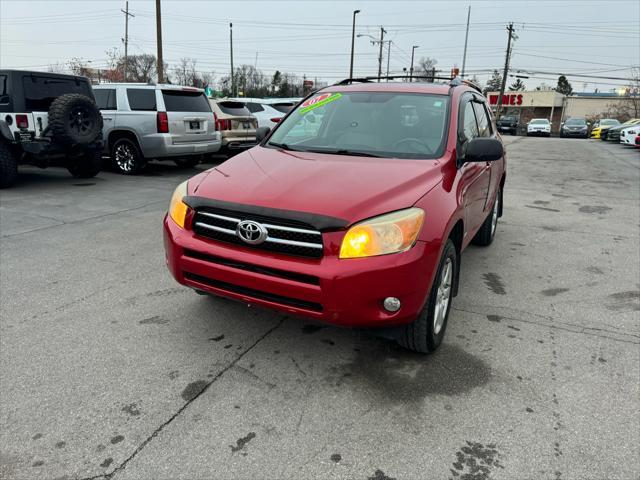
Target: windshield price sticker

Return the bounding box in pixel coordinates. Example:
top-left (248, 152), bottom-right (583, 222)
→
top-left (300, 92), bottom-right (342, 114)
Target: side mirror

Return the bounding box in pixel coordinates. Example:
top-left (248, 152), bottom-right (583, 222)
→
top-left (256, 126), bottom-right (271, 142)
top-left (464, 137), bottom-right (504, 163)
top-left (587, 122), bottom-right (591, 126)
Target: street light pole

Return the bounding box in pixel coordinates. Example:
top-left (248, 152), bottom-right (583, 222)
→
top-left (349, 9), bottom-right (360, 79)
top-left (385, 40), bottom-right (391, 79)
top-left (409, 45), bottom-right (418, 82)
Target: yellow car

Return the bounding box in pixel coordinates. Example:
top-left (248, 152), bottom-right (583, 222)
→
top-left (590, 118), bottom-right (620, 139)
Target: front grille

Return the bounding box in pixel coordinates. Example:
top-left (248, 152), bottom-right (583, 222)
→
top-left (184, 272), bottom-right (323, 312)
top-left (192, 207), bottom-right (324, 259)
top-left (184, 249), bottom-right (320, 285)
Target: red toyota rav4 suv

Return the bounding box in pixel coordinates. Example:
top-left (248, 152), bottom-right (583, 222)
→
top-left (164, 78), bottom-right (506, 353)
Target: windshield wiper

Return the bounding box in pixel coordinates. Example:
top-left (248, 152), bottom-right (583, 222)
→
top-left (303, 148), bottom-right (383, 158)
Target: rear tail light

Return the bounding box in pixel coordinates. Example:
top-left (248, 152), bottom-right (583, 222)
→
top-left (16, 115), bottom-right (29, 129)
top-left (157, 111), bottom-right (169, 133)
top-left (216, 118), bottom-right (231, 130)
top-left (213, 113), bottom-right (219, 131)
top-left (271, 118), bottom-right (282, 123)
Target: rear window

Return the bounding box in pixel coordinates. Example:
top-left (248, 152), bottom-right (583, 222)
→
top-left (246, 102), bottom-right (265, 113)
top-left (22, 75), bottom-right (92, 112)
top-left (530, 119), bottom-right (549, 125)
top-left (217, 101), bottom-right (251, 116)
top-left (271, 103), bottom-right (295, 113)
top-left (162, 90), bottom-right (211, 112)
top-left (94, 89), bottom-right (117, 110)
top-left (127, 89), bottom-right (156, 111)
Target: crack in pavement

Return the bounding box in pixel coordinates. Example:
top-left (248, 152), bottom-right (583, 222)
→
top-left (452, 306), bottom-right (640, 344)
top-left (78, 318), bottom-right (285, 480)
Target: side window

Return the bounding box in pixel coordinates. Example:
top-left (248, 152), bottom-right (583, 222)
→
top-left (0, 75), bottom-right (8, 104)
top-left (127, 89), bottom-right (156, 111)
top-left (94, 89), bottom-right (116, 110)
top-left (461, 101), bottom-right (479, 141)
top-left (472, 101), bottom-right (491, 137)
top-left (246, 102), bottom-right (264, 113)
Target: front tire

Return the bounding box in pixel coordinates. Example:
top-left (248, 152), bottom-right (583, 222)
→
top-left (397, 239), bottom-right (457, 354)
top-left (67, 150), bottom-right (102, 178)
top-left (111, 137), bottom-right (145, 175)
top-left (0, 141), bottom-right (18, 188)
top-left (472, 188), bottom-right (500, 246)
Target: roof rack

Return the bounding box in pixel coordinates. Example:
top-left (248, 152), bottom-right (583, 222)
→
top-left (334, 75), bottom-right (482, 93)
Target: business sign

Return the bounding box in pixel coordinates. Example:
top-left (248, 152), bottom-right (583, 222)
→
top-left (488, 93), bottom-right (523, 106)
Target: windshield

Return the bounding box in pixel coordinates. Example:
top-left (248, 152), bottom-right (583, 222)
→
top-left (530, 119), bottom-right (549, 125)
top-left (267, 91), bottom-right (449, 159)
top-left (565, 118), bottom-right (586, 126)
top-left (601, 119), bottom-right (620, 126)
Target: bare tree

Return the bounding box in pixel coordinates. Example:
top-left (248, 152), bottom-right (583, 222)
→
top-left (416, 57), bottom-right (438, 81)
top-left (103, 48), bottom-right (168, 83)
top-left (47, 62), bottom-right (66, 74)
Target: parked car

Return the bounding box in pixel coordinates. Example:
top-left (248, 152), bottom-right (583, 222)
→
top-left (231, 98), bottom-right (285, 129)
top-left (93, 83), bottom-right (220, 174)
top-left (164, 78), bottom-right (506, 354)
top-left (527, 118), bottom-right (551, 137)
top-left (267, 99), bottom-right (300, 114)
top-left (0, 69), bottom-right (103, 188)
top-left (604, 118), bottom-right (640, 142)
top-left (619, 125), bottom-right (639, 146)
top-left (496, 115), bottom-right (518, 135)
top-left (590, 118), bottom-right (620, 139)
top-left (560, 117), bottom-right (589, 138)
top-left (208, 99), bottom-right (257, 154)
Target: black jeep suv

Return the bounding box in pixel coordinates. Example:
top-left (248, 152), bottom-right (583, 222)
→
top-left (0, 70), bottom-right (103, 188)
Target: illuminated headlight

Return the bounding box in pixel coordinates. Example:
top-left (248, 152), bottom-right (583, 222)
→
top-left (339, 208), bottom-right (424, 259)
top-left (169, 180), bottom-right (190, 228)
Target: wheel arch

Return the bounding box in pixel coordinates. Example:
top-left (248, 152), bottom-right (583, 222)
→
top-left (108, 129), bottom-right (142, 152)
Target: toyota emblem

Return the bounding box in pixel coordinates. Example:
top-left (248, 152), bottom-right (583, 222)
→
top-left (236, 220), bottom-right (268, 245)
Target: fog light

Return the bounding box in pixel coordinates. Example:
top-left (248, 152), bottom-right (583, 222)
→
top-left (383, 297), bottom-right (401, 313)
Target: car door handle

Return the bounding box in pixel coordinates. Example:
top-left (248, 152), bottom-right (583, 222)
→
top-left (103, 117), bottom-right (113, 121)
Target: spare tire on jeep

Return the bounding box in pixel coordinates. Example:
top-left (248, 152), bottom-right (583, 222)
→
top-left (48, 93), bottom-right (103, 145)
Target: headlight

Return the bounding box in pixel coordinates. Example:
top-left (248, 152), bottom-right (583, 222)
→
top-left (169, 180), bottom-right (189, 228)
top-left (339, 208), bottom-right (424, 259)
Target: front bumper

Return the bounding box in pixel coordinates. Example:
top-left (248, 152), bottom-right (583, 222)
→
top-left (527, 129), bottom-right (550, 136)
top-left (163, 215), bottom-right (440, 328)
top-left (620, 134), bottom-right (638, 146)
top-left (561, 129), bottom-right (588, 137)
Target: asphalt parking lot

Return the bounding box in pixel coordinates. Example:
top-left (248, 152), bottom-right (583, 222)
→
top-left (1, 138), bottom-right (638, 480)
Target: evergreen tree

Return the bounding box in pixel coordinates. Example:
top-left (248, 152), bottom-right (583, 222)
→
top-left (484, 69), bottom-right (503, 94)
top-left (556, 75), bottom-right (573, 95)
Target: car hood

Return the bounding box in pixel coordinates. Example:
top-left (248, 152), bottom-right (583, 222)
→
top-left (191, 146), bottom-right (445, 226)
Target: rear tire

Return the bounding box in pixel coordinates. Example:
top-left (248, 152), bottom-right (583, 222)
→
top-left (472, 188), bottom-right (500, 246)
top-left (111, 137), bottom-right (145, 175)
top-left (397, 240), bottom-right (457, 354)
top-left (67, 150), bottom-right (102, 178)
top-left (0, 141), bottom-right (18, 188)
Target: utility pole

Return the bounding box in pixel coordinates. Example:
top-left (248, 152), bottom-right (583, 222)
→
top-left (409, 45), bottom-right (419, 82)
top-left (377, 27), bottom-right (386, 82)
top-left (349, 10), bottom-right (360, 78)
top-left (461, 5), bottom-right (471, 78)
top-left (155, 0), bottom-right (164, 83)
top-left (121, 1), bottom-right (134, 82)
top-left (385, 40), bottom-right (391, 80)
top-left (496, 23), bottom-right (516, 118)
top-left (229, 23), bottom-right (235, 96)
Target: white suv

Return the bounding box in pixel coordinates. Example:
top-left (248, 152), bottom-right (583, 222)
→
top-left (93, 83), bottom-right (221, 174)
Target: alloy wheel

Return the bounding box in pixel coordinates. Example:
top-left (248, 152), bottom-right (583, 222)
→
top-left (433, 258), bottom-right (452, 335)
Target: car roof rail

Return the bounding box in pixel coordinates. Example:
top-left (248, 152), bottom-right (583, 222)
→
top-left (334, 75), bottom-right (482, 93)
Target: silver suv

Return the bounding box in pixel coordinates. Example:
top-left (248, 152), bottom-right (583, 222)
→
top-left (93, 83), bottom-right (221, 174)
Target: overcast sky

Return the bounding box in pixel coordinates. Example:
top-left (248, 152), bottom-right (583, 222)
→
top-left (1, 0), bottom-right (638, 91)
